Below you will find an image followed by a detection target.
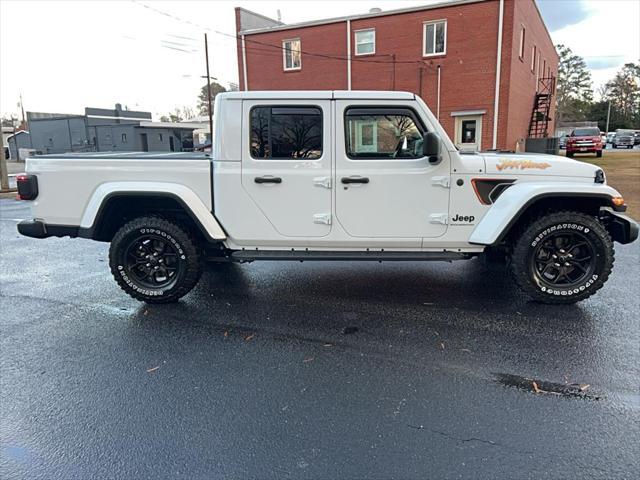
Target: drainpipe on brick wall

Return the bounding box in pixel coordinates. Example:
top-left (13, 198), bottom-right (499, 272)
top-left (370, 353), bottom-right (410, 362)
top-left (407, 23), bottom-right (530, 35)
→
top-left (391, 54), bottom-right (396, 89)
top-left (346, 20), bottom-right (352, 90)
top-left (492, 0), bottom-right (504, 150)
top-left (242, 34), bottom-right (248, 91)
top-left (436, 65), bottom-right (441, 121)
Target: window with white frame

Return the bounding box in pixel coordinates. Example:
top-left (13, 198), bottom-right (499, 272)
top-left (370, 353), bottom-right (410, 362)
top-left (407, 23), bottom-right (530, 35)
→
top-left (282, 38), bottom-right (301, 71)
top-left (423, 20), bottom-right (446, 56)
top-left (355, 29), bottom-right (375, 55)
top-left (531, 45), bottom-right (536, 72)
top-left (519, 26), bottom-right (525, 59)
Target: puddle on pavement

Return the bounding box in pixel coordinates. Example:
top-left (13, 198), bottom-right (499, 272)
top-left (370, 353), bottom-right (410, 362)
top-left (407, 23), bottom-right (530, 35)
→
top-left (494, 373), bottom-right (600, 400)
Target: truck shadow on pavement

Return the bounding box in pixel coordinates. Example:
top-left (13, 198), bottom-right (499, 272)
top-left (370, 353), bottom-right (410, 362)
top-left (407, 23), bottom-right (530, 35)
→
top-left (125, 258), bottom-right (599, 357)
top-left (121, 258), bottom-right (605, 390)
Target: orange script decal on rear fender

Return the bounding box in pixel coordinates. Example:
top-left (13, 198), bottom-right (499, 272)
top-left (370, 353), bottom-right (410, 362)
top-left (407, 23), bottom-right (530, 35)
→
top-left (496, 159), bottom-right (551, 171)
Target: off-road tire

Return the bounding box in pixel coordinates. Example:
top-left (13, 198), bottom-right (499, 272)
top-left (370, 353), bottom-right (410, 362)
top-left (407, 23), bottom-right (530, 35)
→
top-left (109, 216), bottom-right (202, 303)
top-left (510, 211), bottom-right (614, 304)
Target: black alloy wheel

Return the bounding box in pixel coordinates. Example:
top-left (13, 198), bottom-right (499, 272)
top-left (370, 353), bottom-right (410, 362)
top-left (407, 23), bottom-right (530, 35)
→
top-left (531, 231), bottom-right (596, 289)
top-left (124, 234), bottom-right (183, 289)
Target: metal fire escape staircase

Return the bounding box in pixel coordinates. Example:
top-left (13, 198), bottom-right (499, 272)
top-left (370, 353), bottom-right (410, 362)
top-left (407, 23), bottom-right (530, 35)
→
top-left (528, 76), bottom-right (556, 138)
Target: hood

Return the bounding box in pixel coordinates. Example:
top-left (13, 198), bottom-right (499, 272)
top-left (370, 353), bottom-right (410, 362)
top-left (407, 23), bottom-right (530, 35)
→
top-left (481, 152), bottom-right (600, 179)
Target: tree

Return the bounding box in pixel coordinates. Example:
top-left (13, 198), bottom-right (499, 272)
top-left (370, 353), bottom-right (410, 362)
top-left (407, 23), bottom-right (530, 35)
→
top-left (1, 116), bottom-right (18, 128)
top-left (604, 62), bottom-right (640, 127)
top-left (197, 81), bottom-right (227, 115)
top-left (160, 106), bottom-right (197, 123)
top-left (555, 44), bottom-right (593, 124)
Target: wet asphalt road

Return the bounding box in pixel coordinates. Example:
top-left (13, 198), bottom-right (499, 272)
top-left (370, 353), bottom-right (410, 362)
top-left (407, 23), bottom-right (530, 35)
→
top-left (1, 198), bottom-right (639, 479)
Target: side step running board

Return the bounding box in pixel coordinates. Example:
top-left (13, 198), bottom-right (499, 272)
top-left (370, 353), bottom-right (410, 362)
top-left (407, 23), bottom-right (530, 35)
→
top-left (229, 250), bottom-right (469, 262)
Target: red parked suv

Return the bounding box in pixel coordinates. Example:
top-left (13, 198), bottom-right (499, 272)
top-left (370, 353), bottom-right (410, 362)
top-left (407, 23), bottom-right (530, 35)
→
top-left (566, 127), bottom-right (603, 158)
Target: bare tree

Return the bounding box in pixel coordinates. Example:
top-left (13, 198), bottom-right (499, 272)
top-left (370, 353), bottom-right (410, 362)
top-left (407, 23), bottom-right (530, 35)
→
top-left (555, 44), bottom-right (593, 123)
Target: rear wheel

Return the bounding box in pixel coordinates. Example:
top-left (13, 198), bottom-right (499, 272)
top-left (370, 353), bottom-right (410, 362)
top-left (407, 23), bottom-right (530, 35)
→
top-left (596, 150), bottom-right (602, 158)
top-left (510, 211), bottom-right (614, 304)
top-left (109, 216), bottom-right (202, 303)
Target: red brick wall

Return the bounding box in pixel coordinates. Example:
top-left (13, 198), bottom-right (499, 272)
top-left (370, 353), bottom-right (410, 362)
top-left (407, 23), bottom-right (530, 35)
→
top-left (241, 21), bottom-right (348, 91)
top-left (237, 0), bottom-right (557, 151)
top-left (501, 0), bottom-right (559, 150)
top-left (349, 0), bottom-right (501, 151)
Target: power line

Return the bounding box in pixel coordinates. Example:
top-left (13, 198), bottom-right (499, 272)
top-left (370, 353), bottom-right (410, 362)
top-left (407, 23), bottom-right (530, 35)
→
top-left (131, 0), bottom-right (437, 69)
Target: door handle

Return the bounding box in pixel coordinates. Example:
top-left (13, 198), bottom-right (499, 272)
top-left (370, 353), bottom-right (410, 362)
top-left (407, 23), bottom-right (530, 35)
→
top-left (254, 176), bottom-right (282, 184)
top-left (341, 176), bottom-right (370, 184)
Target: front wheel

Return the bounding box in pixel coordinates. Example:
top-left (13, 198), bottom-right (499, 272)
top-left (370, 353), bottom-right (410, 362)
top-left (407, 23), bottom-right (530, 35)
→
top-left (510, 211), bottom-right (614, 304)
top-left (109, 216), bottom-right (202, 303)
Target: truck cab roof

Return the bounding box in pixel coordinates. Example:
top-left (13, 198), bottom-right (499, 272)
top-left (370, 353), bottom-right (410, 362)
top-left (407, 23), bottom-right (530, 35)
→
top-left (217, 90), bottom-right (416, 101)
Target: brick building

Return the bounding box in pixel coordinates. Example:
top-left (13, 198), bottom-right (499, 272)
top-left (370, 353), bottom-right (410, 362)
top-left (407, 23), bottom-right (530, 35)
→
top-left (235, 0), bottom-right (558, 152)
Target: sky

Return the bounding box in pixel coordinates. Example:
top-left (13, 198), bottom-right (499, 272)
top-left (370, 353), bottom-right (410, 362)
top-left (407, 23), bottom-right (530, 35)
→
top-left (1, 0), bottom-right (638, 120)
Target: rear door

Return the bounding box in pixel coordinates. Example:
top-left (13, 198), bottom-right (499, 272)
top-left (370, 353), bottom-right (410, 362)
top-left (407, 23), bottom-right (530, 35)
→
top-left (335, 101), bottom-right (450, 238)
top-left (241, 100), bottom-right (332, 237)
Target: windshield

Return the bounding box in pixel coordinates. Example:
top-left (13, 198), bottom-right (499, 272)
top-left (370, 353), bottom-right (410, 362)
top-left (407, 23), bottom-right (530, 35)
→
top-left (616, 130), bottom-right (633, 135)
top-left (572, 128), bottom-right (600, 136)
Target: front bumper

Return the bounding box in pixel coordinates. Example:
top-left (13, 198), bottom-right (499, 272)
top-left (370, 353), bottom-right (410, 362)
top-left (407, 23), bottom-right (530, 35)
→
top-left (602, 210), bottom-right (639, 244)
top-left (567, 145), bottom-right (601, 153)
top-left (17, 220), bottom-right (78, 239)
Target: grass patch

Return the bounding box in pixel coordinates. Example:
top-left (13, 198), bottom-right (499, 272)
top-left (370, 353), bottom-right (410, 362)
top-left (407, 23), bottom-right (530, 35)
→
top-left (575, 150), bottom-right (640, 218)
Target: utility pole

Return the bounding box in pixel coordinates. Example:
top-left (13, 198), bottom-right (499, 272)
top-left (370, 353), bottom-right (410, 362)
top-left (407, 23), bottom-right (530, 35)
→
top-left (605, 99), bottom-right (612, 134)
top-left (19, 93), bottom-right (26, 128)
top-left (204, 33), bottom-right (214, 148)
top-left (0, 130), bottom-right (9, 191)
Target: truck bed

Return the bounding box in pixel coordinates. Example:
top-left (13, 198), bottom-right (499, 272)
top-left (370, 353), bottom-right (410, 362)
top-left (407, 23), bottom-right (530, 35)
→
top-left (25, 153), bottom-right (213, 228)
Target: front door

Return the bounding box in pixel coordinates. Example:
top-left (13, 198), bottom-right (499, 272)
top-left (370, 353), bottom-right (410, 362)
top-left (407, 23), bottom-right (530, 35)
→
top-left (140, 133), bottom-right (149, 152)
top-left (454, 115), bottom-right (482, 152)
top-left (335, 101), bottom-right (450, 238)
top-left (241, 100), bottom-right (332, 237)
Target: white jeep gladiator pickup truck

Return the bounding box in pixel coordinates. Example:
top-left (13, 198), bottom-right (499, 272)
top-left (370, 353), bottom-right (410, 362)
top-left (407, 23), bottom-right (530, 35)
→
top-left (17, 91), bottom-right (638, 304)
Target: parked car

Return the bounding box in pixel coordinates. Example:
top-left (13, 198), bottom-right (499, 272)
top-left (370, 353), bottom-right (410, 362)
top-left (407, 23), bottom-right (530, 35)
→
top-left (612, 129), bottom-right (635, 149)
top-left (633, 131), bottom-right (640, 145)
top-left (16, 90), bottom-right (638, 305)
top-left (565, 127), bottom-right (603, 158)
top-left (606, 132), bottom-right (616, 144)
top-left (558, 135), bottom-right (569, 149)
top-left (600, 132), bottom-right (607, 148)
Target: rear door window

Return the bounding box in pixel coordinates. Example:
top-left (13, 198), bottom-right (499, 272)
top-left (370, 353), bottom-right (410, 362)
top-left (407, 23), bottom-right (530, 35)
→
top-left (250, 106), bottom-right (322, 159)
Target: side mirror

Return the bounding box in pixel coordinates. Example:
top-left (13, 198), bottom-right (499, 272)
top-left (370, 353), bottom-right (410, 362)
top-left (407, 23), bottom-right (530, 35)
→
top-left (423, 131), bottom-right (441, 163)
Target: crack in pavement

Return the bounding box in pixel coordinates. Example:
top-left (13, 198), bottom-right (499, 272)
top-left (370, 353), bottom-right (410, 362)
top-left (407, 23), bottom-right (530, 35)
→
top-left (406, 424), bottom-right (534, 455)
